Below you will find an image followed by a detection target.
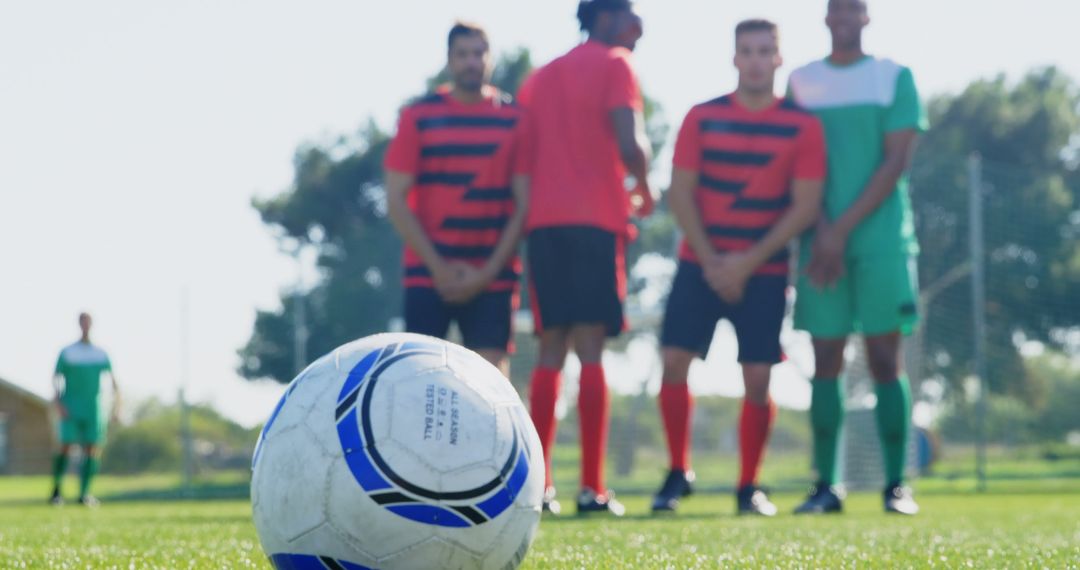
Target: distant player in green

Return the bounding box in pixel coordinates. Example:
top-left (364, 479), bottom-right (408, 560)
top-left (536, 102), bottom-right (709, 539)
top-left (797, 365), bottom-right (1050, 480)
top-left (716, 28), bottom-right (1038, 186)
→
top-left (50, 313), bottom-right (120, 507)
top-left (787, 0), bottom-right (927, 515)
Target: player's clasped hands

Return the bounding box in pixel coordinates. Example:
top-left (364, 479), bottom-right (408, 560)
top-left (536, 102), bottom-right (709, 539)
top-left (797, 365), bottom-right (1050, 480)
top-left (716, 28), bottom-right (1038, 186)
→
top-left (806, 220), bottom-right (848, 288)
top-left (434, 260), bottom-right (490, 305)
top-left (705, 252), bottom-right (754, 304)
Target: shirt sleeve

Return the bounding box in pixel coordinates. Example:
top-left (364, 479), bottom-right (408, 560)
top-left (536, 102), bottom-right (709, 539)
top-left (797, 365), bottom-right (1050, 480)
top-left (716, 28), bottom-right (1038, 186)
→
top-left (671, 108), bottom-right (702, 172)
top-left (606, 53), bottom-right (644, 112)
top-left (384, 107), bottom-right (421, 174)
top-left (795, 117), bottom-right (828, 181)
top-left (885, 67), bottom-right (929, 133)
top-left (54, 354), bottom-right (65, 376)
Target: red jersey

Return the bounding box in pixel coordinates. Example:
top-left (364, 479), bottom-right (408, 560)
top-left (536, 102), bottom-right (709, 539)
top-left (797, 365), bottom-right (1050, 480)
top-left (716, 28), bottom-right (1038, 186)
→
top-left (672, 94), bottom-right (826, 276)
top-left (384, 86), bottom-right (524, 292)
top-left (517, 41), bottom-right (644, 235)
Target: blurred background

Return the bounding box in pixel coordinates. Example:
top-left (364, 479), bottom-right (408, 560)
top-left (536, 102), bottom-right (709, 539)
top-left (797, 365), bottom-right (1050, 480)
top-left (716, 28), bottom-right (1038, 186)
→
top-left (1, 0), bottom-right (1077, 499)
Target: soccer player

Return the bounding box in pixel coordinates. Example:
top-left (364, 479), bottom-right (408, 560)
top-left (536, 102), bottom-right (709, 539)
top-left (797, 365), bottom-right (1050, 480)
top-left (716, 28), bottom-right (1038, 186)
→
top-left (51, 313), bottom-right (120, 507)
top-left (516, 0), bottom-right (654, 516)
top-left (787, 0), bottom-right (927, 515)
top-left (651, 20), bottom-right (826, 516)
top-left (385, 23), bottom-right (530, 376)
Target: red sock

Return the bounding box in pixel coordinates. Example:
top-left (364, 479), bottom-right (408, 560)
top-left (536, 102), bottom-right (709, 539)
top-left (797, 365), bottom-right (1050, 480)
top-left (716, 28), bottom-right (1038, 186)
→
top-left (738, 398), bottom-right (777, 489)
top-left (659, 383), bottom-right (693, 471)
top-left (528, 367), bottom-right (562, 489)
top-left (578, 364), bottom-right (609, 493)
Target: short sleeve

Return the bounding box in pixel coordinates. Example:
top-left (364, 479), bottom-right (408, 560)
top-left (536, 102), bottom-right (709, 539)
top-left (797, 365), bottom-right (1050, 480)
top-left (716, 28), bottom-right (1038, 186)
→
top-left (671, 108), bottom-right (702, 172)
top-left (384, 107), bottom-right (421, 174)
top-left (795, 117), bottom-right (827, 181)
top-left (606, 53), bottom-right (643, 112)
top-left (517, 72), bottom-right (536, 107)
top-left (885, 67), bottom-right (928, 133)
top-left (103, 355), bottom-right (112, 372)
top-left (54, 354), bottom-right (65, 376)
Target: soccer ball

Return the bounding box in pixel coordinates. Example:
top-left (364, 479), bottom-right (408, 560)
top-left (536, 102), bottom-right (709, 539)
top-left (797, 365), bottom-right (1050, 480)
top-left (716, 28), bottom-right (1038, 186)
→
top-left (251, 333), bottom-right (544, 570)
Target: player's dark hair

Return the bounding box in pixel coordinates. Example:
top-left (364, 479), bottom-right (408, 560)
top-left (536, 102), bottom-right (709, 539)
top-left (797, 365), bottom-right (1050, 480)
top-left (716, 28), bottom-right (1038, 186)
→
top-left (447, 21), bottom-right (489, 53)
top-left (576, 0), bottom-right (633, 33)
top-left (735, 19), bottom-right (779, 40)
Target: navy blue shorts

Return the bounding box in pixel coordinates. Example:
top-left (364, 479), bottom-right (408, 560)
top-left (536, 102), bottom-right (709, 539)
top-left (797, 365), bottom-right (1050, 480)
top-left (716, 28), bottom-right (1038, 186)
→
top-left (527, 226), bottom-right (626, 338)
top-left (404, 288), bottom-right (514, 352)
top-left (661, 261), bottom-right (787, 364)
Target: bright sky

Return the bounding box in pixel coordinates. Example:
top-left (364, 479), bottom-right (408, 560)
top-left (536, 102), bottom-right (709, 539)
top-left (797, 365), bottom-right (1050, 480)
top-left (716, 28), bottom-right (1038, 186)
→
top-left (1, 1), bottom-right (1075, 427)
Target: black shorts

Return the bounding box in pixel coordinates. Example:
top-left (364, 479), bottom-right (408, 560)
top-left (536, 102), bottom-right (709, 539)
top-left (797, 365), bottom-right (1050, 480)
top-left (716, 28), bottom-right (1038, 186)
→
top-left (661, 261), bottom-right (787, 364)
top-left (527, 226), bottom-right (626, 338)
top-left (404, 288), bottom-right (515, 352)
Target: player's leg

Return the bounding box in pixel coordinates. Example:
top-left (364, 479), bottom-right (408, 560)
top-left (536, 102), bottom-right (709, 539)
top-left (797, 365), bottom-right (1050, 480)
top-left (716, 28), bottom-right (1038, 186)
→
top-left (78, 442), bottom-right (101, 506)
top-left (856, 254), bottom-right (920, 514)
top-left (458, 291), bottom-right (514, 378)
top-left (531, 327), bottom-right (569, 513)
top-left (570, 322), bottom-right (618, 514)
top-left (50, 441), bottom-right (73, 504)
top-left (651, 261), bottom-right (721, 512)
top-left (731, 275), bottom-right (785, 516)
top-left (794, 259), bottom-right (854, 514)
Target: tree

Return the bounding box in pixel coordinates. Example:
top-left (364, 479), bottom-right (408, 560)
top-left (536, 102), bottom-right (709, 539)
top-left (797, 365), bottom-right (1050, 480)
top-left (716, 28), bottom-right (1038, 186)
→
top-left (912, 67), bottom-right (1080, 402)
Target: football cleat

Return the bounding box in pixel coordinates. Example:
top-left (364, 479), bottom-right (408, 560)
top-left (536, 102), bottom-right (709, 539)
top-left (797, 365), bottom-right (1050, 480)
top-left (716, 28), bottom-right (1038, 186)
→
top-left (651, 469), bottom-right (696, 513)
top-left (736, 485), bottom-right (777, 517)
top-left (576, 488), bottom-right (626, 517)
top-left (793, 483), bottom-right (845, 515)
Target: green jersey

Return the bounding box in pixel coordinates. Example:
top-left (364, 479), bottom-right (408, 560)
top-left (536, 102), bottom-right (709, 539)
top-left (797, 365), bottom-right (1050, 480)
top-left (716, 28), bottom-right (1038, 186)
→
top-left (55, 342), bottom-right (111, 419)
top-left (788, 56), bottom-right (928, 257)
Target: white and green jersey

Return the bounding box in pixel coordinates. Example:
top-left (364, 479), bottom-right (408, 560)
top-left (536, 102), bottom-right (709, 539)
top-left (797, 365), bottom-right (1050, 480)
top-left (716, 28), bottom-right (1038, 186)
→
top-left (55, 342), bottom-right (112, 419)
top-left (788, 56), bottom-right (928, 257)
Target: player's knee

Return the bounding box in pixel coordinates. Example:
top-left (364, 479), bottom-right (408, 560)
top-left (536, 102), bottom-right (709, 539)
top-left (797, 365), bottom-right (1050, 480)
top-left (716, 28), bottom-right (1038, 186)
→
top-left (865, 340), bottom-right (901, 381)
top-left (742, 365), bottom-right (771, 403)
top-left (661, 349), bottom-right (694, 383)
top-left (537, 332), bottom-right (569, 369)
top-left (813, 341), bottom-right (846, 377)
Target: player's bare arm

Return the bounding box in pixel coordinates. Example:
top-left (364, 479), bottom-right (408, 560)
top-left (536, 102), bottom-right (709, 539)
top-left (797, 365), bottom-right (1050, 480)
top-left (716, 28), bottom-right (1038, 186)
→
top-left (448, 174), bottom-right (531, 304)
top-left (52, 372), bottom-right (68, 419)
top-left (386, 169), bottom-right (466, 299)
top-left (611, 107), bottom-right (655, 217)
top-left (807, 129), bottom-right (918, 287)
top-left (668, 166), bottom-right (726, 296)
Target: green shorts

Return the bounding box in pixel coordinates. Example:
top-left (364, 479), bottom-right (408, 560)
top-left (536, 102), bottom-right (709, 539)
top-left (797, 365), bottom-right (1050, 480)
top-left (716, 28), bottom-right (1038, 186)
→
top-left (794, 253), bottom-right (920, 338)
top-left (60, 414), bottom-right (107, 445)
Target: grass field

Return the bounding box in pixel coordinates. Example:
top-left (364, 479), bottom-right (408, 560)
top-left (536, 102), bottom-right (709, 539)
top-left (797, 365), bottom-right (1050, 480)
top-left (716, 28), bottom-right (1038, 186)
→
top-left (3, 473), bottom-right (1079, 569)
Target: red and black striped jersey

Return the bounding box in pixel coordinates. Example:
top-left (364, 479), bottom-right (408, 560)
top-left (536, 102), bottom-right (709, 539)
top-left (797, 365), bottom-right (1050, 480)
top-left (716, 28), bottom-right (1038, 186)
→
top-left (384, 86), bottom-right (525, 292)
top-left (672, 94), bottom-right (826, 276)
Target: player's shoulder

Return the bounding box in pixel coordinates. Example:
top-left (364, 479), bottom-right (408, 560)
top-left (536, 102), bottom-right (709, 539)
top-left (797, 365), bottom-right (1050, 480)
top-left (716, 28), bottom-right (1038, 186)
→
top-left (60, 342), bottom-right (109, 364)
top-left (403, 91), bottom-right (449, 113)
top-left (777, 96), bottom-right (817, 118)
top-left (691, 94), bottom-right (735, 114)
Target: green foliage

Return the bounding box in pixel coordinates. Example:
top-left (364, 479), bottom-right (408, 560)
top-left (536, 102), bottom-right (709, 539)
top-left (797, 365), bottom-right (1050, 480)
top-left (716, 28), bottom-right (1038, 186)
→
top-left (913, 67), bottom-right (1080, 401)
top-left (102, 400), bottom-right (259, 474)
top-left (937, 351), bottom-right (1080, 444)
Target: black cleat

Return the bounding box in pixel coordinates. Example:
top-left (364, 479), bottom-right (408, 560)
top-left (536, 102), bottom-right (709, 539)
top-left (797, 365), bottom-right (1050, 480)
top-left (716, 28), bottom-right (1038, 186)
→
top-left (736, 485), bottom-right (777, 517)
top-left (884, 483), bottom-right (919, 515)
top-left (793, 483), bottom-right (845, 515)
top-left (576, 488), bottom-right (625, 517)
top-left (541, 487), bottom-right (562, 516)
top-left (78, 495), bottom-right (100, 508)
top-left (49, 489), bottom-right (64, 506)
top-left (651, 469), bottom-right (695, 513)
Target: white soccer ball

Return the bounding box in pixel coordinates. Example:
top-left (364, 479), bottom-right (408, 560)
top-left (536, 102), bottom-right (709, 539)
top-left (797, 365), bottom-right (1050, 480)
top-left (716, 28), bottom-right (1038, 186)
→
top-left (251, 333), bottom-right (544, 570)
